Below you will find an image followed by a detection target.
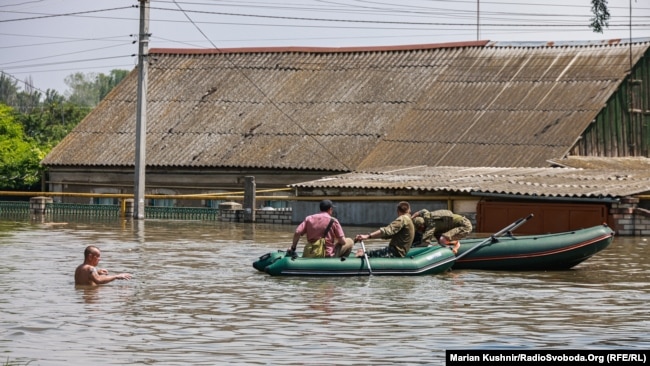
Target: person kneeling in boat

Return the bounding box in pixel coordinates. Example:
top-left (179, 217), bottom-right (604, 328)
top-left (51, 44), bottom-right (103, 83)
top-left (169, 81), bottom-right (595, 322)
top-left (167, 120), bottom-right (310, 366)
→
top-left (354, 201), bottom-right (415, 258)
top-left (289, 199), bottom-right (354, 258)
top-left (412, 209), bottom-right (472, 255)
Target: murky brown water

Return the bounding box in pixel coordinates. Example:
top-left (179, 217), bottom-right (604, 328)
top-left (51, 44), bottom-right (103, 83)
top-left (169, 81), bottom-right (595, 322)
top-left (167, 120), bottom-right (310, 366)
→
top-left (1, 217), bottom-right (648, 365)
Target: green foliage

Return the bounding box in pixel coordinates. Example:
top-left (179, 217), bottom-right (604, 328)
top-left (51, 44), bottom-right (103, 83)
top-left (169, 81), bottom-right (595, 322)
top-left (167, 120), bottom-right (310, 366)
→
top-left (18, 100), bottom-right (91, 146)
top-left (65, 72), bottom-right (99, 107)
top-left (0, 73), bottom-right (19, 107)
top-left (98, 69), bottom-right (130, 100)
top-left (65, 69), bottom-right (129, 107)
top-left (0, 68), bottom-right (128, 191)
top-left (0, 74), bottom-right (42, 114)
top-left (590, 0), bottom-right (610, 33)
top-left (0, 104), bottom-right (43, 190)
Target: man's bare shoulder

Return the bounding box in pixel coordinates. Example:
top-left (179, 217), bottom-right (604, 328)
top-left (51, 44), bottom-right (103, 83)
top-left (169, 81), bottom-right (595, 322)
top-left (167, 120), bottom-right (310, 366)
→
top-left (74, 264), bottom-right (96, 285)
top-left (75, 263), bottom-right (94, 272)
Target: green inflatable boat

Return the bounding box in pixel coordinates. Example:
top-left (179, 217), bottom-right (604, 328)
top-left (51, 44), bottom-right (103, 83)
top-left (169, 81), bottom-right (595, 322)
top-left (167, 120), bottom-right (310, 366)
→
top-left (453, 224), bottom-right (615, 270)
top-left (253, 245), bottom-right (456, 276)
top-left (254, 216), bottom-right (614, 275)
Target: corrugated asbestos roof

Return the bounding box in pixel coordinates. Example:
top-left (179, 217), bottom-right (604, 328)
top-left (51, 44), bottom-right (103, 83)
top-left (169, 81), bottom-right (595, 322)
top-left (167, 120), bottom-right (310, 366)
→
top-left (548, 156), bottom-right (650, 170)
top-left (42, 39), bottom-right (650, 172)
top-left (290, 159), bottom-right (650, 198)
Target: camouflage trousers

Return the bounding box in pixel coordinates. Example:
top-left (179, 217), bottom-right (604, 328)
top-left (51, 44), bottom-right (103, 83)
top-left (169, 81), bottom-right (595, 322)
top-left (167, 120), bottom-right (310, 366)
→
top-left (365, 246), bottom-right (399, 258)
top-left (440, 216), bottom-right (472, 241)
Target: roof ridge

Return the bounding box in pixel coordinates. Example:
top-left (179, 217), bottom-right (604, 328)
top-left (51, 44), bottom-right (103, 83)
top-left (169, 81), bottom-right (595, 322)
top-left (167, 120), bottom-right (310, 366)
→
top-left (149, 40), bottom-right (488, 55)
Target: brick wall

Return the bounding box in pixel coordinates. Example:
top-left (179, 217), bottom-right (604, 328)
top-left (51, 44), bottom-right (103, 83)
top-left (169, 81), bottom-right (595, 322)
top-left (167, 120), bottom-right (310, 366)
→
top-left (610, 197), bottom-right (650, 236)
top-left (220, 208), bottom-right (292, 225)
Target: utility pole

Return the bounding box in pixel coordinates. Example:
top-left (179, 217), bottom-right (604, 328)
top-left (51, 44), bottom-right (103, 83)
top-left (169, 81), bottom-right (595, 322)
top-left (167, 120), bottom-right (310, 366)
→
top-left (476, 0), bottom-right (480, 41)
top-left (134, 0), bottom-right (149, 219)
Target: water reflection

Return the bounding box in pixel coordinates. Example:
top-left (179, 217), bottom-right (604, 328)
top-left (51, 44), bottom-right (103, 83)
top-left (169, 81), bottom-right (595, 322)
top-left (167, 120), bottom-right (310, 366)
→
top-left (0, 217), bottom-right (648, 365)
top-left (77, 286), bottom-right (101, 304)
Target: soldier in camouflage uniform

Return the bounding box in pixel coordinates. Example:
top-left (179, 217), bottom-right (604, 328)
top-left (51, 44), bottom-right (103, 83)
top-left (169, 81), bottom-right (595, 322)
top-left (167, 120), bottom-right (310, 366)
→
top-left (354, 201), bottom-right (415, 258)
top-left (411, 209), bottom-right (472, 254)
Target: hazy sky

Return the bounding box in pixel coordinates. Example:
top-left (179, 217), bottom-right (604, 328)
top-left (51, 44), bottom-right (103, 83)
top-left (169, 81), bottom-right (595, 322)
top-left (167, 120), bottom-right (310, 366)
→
top-left (1, 0), bottom-right (649, 94)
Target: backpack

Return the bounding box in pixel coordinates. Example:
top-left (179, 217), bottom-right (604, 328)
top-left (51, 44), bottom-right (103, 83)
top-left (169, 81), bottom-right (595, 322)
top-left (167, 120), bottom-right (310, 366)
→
top-left (302, 218), bottom-right (335, 258)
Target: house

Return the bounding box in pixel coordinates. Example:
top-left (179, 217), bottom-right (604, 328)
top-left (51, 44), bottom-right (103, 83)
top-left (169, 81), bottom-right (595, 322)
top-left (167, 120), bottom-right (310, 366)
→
top-left (41, 39), bottom-right (650, 233)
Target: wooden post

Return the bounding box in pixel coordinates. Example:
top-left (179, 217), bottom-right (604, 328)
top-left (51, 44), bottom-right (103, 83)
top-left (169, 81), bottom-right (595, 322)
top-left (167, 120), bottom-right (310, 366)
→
top-left (244, 176), bottom-right (256, 223)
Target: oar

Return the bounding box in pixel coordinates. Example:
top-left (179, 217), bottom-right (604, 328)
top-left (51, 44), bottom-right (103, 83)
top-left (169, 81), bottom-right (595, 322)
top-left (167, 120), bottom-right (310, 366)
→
top-left (455, 213), bottom-right (534, 261)
top-left (359, 240), bottom-right (373, 275)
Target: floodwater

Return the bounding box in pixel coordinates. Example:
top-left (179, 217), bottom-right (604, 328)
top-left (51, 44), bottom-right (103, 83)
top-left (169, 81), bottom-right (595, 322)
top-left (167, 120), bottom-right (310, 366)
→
top-left (0, 217), bottom-right (648, 365)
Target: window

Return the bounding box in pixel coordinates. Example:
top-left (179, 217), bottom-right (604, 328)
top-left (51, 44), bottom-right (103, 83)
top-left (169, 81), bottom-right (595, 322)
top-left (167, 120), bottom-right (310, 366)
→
top-left (91, 188), bottom-right (119, 205)
top-left (149, 189), bottom-right (177, 207)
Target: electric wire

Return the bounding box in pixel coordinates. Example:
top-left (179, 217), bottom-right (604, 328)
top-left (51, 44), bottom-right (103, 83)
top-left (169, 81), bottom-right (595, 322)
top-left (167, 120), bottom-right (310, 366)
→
top-left (1, 0), bottom-right (647, 93)
top-left (0, 6), bottom-right (136, 22)
top-left (170, 0), bottom-right (354, 171)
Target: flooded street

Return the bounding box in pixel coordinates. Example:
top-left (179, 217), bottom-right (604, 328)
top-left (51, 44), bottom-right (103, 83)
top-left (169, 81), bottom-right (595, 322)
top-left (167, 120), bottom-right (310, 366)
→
top-left (1, 217), bottom-right (649, 365)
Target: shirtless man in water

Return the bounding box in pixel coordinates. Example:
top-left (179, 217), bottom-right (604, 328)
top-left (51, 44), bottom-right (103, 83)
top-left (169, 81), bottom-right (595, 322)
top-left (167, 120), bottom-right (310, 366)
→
top-left (75, 245), bottom-right (132, 286)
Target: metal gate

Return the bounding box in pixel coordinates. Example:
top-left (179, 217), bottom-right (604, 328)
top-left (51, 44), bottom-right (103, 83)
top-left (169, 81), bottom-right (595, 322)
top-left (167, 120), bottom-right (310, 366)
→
top-left (477, 201), bottom-right (608, 234)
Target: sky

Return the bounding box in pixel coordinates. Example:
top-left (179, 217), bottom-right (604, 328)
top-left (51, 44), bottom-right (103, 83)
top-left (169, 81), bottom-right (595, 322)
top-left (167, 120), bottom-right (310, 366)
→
top-left (1, 0), bottom-right (649, 95)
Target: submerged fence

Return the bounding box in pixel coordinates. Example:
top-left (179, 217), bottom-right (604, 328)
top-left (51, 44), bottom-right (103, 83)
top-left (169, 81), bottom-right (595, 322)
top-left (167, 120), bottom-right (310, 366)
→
top-left (144, 206), bottom-right (220, 220)
top-left (0, 201), bottom-right (219, 221)
top-left (0, 201), bottom-right (30, 214)
top-left (0, 188), bottom-right (295, 223)
top-left (47, 202), bottom-right (121, 217)
top-left (0, 201), bottom-right (292, 224)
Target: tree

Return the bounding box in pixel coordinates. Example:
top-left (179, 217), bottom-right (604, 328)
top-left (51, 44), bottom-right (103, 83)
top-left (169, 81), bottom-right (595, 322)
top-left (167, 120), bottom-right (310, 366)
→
top-left (65, 69), bottom-right (130, 107)
top-left (0, 73), bottom-right (19, 108)
top-left (590, 0), bottom-right (610, 33)
top-left (18, 94), bottom-right (90, 146)
top-left (14, 76), bottom-right (42, 114)
top-left (0, 103), bottom-right (44, 190)
top-left (0, 74), bottom-right (43, 113)
top-left (65, 72), bottom-right (100, 107)
top-left (97, 69), bottom-right (130, 100)
top-left (0, 69), bottom-right (129, 190)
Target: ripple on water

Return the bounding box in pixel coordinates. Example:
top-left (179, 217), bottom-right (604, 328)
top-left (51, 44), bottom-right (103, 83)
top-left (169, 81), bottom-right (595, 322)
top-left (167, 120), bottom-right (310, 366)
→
top-left (0, 219), bottom-right (648, 365)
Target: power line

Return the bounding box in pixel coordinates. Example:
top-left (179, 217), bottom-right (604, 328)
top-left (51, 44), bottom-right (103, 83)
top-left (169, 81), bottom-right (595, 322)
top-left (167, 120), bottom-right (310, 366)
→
top-left (1, 0), bottom-right (646, 94)
top-left (149, 5), bottom-right (648, 29)
top-left (0, 6), bottom-right (136, 23)
top-left (1, 55), bottom-right (134, 71)
top-left (4, 3), bottom-right (648, 29)
top-left (0, 42), bottom-right (134, 67)
top-left (0, 33), bottom-right (129, 49)
top-left (0, 0), bottom-right (46, 8)
top-left (171, 0), bottom-right (354, 171)
top-left (1, 70), bottom-right (48, 95)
